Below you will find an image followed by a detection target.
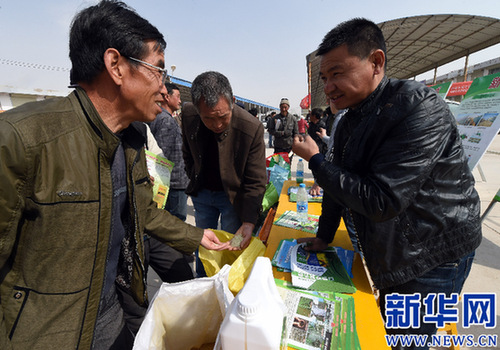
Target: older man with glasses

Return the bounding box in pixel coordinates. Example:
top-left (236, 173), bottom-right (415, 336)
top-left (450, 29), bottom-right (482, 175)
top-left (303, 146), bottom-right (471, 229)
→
top-left (0, 2), bottom-right (232, 349)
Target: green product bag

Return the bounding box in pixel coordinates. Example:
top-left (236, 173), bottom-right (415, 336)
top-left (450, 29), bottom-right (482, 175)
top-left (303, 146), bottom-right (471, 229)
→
top-left (262, 182), bottom-right (279, 212)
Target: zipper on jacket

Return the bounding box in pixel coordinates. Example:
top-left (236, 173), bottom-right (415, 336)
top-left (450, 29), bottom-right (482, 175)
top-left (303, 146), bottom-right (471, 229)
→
top-left (341, 137), bottom-right (369, 275)
top-left (129, 150), bottom-right (149, 305)
top-left (346, 208), bottom-right (364, 257)
top-left (346, 208), bottom-right (377, 293)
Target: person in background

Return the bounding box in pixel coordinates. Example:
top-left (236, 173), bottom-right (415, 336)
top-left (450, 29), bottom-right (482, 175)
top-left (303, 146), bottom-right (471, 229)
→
top-left (266, 111), bottom-right (276, 148)
top-left (267, 97), bottom-right (298, 155)
top-left (292, 18), bottom-right (481, 350)
top-left (307, 107), bottom-right (327, 198)
top-left (0, 2), bottom-right (230, 349)
top-left (249, 107), bottom-right (258, 118)
top-left (150, 82), bottom-right (189, 221)
top-left (297, 115), bottom-right (309, 135)
top-left (321, 101), bottom-right (336, 141)
top-left (307, 107), bottom-right (326, 155)
top-left (182, 71), bottom-right (267, 254)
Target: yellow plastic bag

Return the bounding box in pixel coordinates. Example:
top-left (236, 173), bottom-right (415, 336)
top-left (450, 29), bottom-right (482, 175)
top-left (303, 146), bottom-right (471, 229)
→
top-left (199, 230), bottom-right (266, 294)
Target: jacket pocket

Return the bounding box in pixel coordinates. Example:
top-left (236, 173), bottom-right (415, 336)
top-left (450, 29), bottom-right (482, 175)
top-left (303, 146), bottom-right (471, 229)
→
top-left (8, 287), bottom-right (88, 349)
top-left (21, 200), bottom-right (99, 292)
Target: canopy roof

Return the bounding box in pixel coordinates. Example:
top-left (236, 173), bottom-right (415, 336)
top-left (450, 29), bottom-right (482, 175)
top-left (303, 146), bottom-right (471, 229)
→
top-left (380, 14), bottom-right (500, 79)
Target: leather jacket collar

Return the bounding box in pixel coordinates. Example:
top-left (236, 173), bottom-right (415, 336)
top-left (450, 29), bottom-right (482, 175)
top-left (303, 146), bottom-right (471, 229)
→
top-left (351, 76), bottom-right (389, 117)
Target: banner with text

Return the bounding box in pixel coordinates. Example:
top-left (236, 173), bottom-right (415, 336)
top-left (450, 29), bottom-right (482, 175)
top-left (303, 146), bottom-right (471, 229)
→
top-left (454, 73), bottom-right (500, 170)
top-left (430, 81), bottom-right (452, 99)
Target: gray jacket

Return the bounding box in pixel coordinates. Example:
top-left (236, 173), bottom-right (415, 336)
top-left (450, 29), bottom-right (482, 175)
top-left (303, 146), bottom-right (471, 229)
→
top-left (267, 112), bottom-right (298, 150)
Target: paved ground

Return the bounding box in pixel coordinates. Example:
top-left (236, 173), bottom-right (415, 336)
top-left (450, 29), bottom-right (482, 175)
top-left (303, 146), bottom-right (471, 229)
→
top-left (147, 132), bottom-right (500, 349)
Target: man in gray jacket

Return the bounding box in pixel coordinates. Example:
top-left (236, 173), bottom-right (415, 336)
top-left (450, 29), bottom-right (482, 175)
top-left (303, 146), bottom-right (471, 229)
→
top-left (267, 97), bottom-right (298, 155)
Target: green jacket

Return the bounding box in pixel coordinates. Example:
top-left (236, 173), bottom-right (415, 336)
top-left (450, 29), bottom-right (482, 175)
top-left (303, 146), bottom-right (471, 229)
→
top-left (0, 89), bottom-right (203, 349)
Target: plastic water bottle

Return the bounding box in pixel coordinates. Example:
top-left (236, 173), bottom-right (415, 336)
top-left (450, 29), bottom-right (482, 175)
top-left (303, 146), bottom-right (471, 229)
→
top-left (296, 158), bottom-right (304, 184)
top-left (296, 183), bottom-right (308, 223)
top-left (217, 257), bottom-right (286, 349)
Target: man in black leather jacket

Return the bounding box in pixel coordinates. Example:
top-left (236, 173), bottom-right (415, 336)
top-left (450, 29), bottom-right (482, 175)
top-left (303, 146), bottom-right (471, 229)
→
top-left (293, 18), bottom-right (481, 350)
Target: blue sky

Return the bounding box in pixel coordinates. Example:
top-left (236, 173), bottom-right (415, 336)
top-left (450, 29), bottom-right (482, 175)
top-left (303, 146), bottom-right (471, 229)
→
top-left (1, 0), bottom-right (500, 113)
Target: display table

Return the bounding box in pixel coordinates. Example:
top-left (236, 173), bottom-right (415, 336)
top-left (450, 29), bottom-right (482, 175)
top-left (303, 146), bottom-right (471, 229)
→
top-left (264, 180), bottom-right (390, 349)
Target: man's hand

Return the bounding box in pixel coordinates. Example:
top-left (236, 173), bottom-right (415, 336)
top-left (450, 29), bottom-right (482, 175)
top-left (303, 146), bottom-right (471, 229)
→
top-left (296, 237), bottom-right (329, 251)
top-left (309, 183), bottom-right (323, 197)
top-left (231, 222), bottom-right (255, 250)
top-left (200, 229), bottom-right (232, 251)
top-left (316, 127), bottom-right (327, 140)
top-left (292, 134), bottom-right (319, 161)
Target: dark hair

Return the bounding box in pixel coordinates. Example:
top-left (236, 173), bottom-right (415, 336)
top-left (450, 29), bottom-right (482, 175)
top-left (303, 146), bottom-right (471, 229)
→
top-left (165, 83), bottom-right (180, 95)
top-left (191, 71), bottom-right (233, 109)
top-left (311, 108), bottom-right (323, 119)
top-left (317, 18), bottom-right (386, 65)
top-left (69, 0), bottom-right (166, 85)
top-left (323, 106), bottom-right (333, 117)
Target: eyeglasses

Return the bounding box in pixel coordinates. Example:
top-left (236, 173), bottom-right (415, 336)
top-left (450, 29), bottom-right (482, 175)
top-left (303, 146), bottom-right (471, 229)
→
top-left (125, 56), bottom-right (168, 86)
